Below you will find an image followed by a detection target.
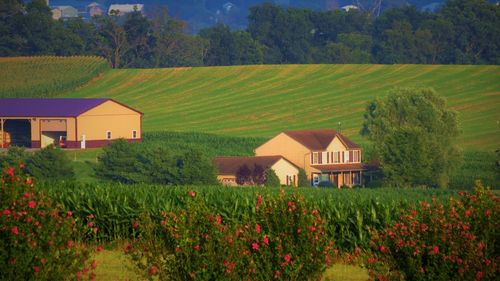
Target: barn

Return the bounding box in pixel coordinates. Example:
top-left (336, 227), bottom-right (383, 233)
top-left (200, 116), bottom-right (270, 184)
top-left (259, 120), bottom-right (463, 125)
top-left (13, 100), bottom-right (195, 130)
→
top-left (0, 98), bottom-right (142, 149)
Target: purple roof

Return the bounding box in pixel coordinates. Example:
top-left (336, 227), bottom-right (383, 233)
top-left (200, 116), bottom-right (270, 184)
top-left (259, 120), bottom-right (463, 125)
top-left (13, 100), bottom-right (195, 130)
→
top-left (0, 98), bottom-right (110, 117)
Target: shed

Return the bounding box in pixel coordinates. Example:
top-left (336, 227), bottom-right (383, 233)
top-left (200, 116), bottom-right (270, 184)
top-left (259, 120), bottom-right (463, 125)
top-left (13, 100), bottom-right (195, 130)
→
top-left (0, 98), bottom-right (142, 149)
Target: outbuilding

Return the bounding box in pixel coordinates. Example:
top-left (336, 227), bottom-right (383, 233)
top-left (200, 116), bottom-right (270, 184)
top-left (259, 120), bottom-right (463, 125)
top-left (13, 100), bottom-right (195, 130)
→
top-left (0, 98), bottom-right (142, 149)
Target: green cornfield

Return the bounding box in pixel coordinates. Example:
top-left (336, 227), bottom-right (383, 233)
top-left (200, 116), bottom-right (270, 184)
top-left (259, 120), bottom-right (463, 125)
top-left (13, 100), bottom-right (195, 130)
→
top-left (0, 56), bottom-right (109, 98)
top-left (39, 182), bottom-right (458, 250)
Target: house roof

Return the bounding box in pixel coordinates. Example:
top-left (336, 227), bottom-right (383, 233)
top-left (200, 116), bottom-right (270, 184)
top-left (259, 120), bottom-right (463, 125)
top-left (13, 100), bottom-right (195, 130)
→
top-left (311, 163), bottom-right (367, 172)
top-left (0, 98), bottom-right (111, 117)
top-left (108, 4), bottom-right (144, 13)
top-left (283, 129), bottom-right (360, 150)
top-left (214, 155), bottom-right (291, 175)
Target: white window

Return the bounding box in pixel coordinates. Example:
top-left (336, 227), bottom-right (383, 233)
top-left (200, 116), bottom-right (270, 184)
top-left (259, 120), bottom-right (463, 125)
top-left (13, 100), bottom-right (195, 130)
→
top-left (333, 151), bottom-right (340, 163)
top-left (312, 152), bottom-right (319, 164)
top-left (344, 151), bottom-right (350, 163)
top-left (321, 152), bottom-right (328, 164)
top-left (106, 131), bottom-right (112, 140)
top-left (132, 130), bottom-right (137, 139)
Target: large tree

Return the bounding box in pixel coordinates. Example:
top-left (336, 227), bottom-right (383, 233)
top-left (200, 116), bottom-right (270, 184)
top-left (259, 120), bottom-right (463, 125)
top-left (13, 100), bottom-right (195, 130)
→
top-left (361, 88), bottom-right (461, 188)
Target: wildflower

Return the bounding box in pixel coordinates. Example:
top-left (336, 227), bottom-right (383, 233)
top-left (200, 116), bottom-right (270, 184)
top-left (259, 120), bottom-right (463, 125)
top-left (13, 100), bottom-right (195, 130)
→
top-left (11, 226), bottom-right (19, 235)
top-left (263, 236), bottom-right (269, 245)
top-left (256, 195), bottom-right (264, 209)
top-left (133, 222), bottom-right (139, 229)
top-left (379, 245), bottom-right (386, 253)
top-left (34, 266), bottom-right (40, 273)
top-left (429, 245), bottom-right (439, 255)
top-left (7, 167), bottom-right (14, 177)
top-left (149, 265), bottom-right (158, 276)
top-left (25, 178), bottom-right (33, 186)
top-left (161, 220), bottom-right (166, 226)
top-left (485, 210), bottom-right (491, 216)
top-left (124, 244), bottom-right (132, 253)
top-left (312, 209), bottom-right (319, 215)
top-left (188, 191), bottom-right (196, 198)
top-left (252, 243), bottom-right (259, 251)
top-left (284, 254), bottom-right (291, 262)
top-left (193, 244), bottom-right (201, 251)
top-left (309, 226), bottom-right (316, 232)
top-left (67, 211), bottom-right (73, 217)
top-left (40, 258), bottom-right (46, 265)
top-left (67, 241), bottom-right (74, 247)
top-left (28, 201), bottom-right (36, 209)
top-left (476, 271), bottom-right (483, 280)
top-left (368, 257), bottom-right (376, 264)
top-left (90, 273), bottom-right (96, 281)
top-left (274, 270), bottom-right (281, 279)
top-left (465, 210), bottom-right (471, 217)
top-left (19, 163), bottom-right (25, 169)
top-left (255, 224), bottom-right (261, 233)
top-left (215, 215), bottom-right (222, 225)
top-left (91, 260), bottom-right (97, 269)
top-left (3, 209), bottom-right (11, 216)
top-left (96, 245), bottom-right (104, 252)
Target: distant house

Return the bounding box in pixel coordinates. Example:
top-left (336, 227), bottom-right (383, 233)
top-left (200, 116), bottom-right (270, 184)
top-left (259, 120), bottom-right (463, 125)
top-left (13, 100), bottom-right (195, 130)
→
top-left (0, 99), bottom-right (142, 149)
top-left (108, 4), bottom-right (144, 16)
top-left (88, 2), bottom-right (103, 17)
top-left (340, 5), bottom-right (359, 12)
top-left (51, 6), bottom-right (78, 19)
top-left (255, 129), bottom-right (367, 187)
top-left (214, 156), bottom-right (299, 186)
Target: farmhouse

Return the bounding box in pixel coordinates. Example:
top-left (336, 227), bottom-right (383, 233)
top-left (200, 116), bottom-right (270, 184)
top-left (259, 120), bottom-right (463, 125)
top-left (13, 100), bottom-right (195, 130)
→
top-left (0, 98), bottom-right (142, 149)
top-left (214, 156), bottom-right (299, 186)
top-left (255, 129), bottom-right (367, 187)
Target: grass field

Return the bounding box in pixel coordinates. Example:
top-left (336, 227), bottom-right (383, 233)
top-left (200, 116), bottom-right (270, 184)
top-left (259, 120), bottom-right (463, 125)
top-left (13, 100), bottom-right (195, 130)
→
top-left (0, 56), bottom-right (109, 98)
top-left (64, 64), bottom-right (500, 150)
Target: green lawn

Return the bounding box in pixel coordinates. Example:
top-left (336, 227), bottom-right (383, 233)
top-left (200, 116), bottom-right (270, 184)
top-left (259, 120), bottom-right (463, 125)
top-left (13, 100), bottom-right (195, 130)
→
top-left (92, 247), bottom-right (368, 281)
top-left (66, 64), bottom-right (500, 150)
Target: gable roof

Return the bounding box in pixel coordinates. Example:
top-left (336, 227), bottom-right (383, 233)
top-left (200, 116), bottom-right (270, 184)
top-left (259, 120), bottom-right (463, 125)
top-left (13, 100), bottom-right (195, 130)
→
top-left (0, 98), bottom-right (112, 117)
top-left (214, 155), bottom-right (293, 175)
top-left (283, 129), bottom-right (360, 150)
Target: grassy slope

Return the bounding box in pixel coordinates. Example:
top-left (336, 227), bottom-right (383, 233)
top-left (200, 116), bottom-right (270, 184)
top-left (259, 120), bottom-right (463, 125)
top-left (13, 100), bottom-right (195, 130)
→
top-left (0, 56), bottom-right (109, 98)
top-left (67, 64), bottom-right (500, 150)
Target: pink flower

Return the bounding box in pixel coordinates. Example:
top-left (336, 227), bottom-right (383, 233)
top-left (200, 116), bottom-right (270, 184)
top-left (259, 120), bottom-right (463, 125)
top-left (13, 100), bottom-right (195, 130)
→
top-left (149, 265), bottom-right (158, 276)
top-left (28, 201), bottom-right (36, 209)
top-left (41, 258), bottom-right (46, 265)
top-left (96, 245), bottom-right (104, 252)
top-left (485, 210), bottom-right (491, 216)
top-left (312, 209), bottom-right (319, 215)
top-left (263, 236), bottom-right (269, 245)
top-left (19, 163), bottom-right (25, 169)
top-left (7, 167), bottom-right (14, 177)
top-left (476, 271), bottom-right (483, 280)
top-left (465, 210), bottom-right (471, 217)
top-left (252, 243), bottom-right (259, 251)
top-left (379, 245), bottom-right (386, 253)
top-left (3, 209), bottom-right (11, 216)
top-left (255, 224), bottom-right (261, 233)
top-left (256, 195), bottom-right (264, 209)
top-left (67, 211), bottom-right (73, 217)
top-left (368, 257), bottom-right (376, 264)
top-left (11, 226), bottom-right (19, 235)
top-left (133, 222), bottom-right (140, 229)
top-left (193, 244), bottom-right (201, 251)
top-left (309, 226), bottom-right (316, 232)
top-left (188, 191), bottom-right (196, 198)
top-left (284, 254), bottom-right (291, 262)
top-left (34, 266), bottom-right (39, 273)
top-left (67, 241), bottom-right (74, 247)
top-left (91, 260), bottom-right (97, 269)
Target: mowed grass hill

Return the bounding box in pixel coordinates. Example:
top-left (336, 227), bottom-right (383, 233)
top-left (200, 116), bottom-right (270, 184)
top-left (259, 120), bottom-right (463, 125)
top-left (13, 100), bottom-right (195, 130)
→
top-left (0, 57), bottom-right (498, 150)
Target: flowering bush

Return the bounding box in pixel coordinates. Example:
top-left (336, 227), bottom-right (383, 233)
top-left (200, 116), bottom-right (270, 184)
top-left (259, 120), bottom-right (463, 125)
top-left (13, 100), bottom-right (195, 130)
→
top-left (127, 190), bottom-right (335, 280)
top-left (0, 166), bottom-right (94, 281)
top-left (367, 182), bottom-right (499, 281)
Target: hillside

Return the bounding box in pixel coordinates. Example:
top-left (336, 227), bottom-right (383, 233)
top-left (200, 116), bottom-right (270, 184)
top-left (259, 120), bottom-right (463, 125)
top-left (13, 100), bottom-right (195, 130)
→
top-left (0, 56), bottom-right (109, 98)
top-left (66, 64), bottom-right (500, 150)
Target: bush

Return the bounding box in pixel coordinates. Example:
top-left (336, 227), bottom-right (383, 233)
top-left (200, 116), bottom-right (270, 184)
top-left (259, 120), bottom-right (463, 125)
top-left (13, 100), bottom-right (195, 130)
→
top-left (367, 182), bottom-right (499, 281)
top-left (298, 169), bottom-right (310, 187)
top-left (0, 165), bottom-right (94, 280)
top-left (0, 146), bottom-right (28, 169)
top-left (264, 169), bottom-right (280, 187)
top-left (127, 191), bottom-right (335, 280)
top-left (26, 145), bottom-right (75, 181)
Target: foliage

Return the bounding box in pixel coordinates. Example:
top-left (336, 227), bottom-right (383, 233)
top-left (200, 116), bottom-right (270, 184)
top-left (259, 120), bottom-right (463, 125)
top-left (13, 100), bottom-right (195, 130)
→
top-left (26, 145), bottom-right (75, 182)
top-left (361, 88), bottom-right (461, 188)
top-left (95, 139), bottom-right (218, 185)
top-left (264, 169), bottom-right (280, 187)
top-left (0, 146), bottom-right (28, 168)
top-left (0, 165), bottom-right (94, 280)
top-left (367, 183), bottom-right (499, 281)
top-left (127, 191), bottom-right (335, 280)
top-left (298, 169), bottom-right (309, 187)
top-left (38, 182), bottom-right (457, 250)
top-left (0, 56), bottom-right (109, 98)
top-left (235, 164), bottom-right (266, 186)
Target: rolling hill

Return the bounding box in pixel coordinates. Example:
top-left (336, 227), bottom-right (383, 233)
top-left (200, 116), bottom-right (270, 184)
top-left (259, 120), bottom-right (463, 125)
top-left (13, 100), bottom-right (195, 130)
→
top-left (0, 57), bottom-right (498, 150)
top-left (66, 64), bottom-right (500, 150)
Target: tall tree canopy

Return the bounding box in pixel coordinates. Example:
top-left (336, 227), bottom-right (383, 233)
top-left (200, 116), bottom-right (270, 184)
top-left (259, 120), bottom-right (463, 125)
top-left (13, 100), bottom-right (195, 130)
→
top-left (361, 88), bottom-right (461, 188)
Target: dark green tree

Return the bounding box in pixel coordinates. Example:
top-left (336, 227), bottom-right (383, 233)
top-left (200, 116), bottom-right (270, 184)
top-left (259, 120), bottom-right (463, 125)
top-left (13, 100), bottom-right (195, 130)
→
top-left (297, 168), bottom-right (309, 187)
top-left (252, 164), bottom-right (266, 185)
top-left (95, 139), bottom-right (138, 184)
top-left (26, 145), bottom-right (74, 181)
top-left (264, 168), bottom-right (280, 187)
top-left (176, 149), bottom-right (218, 185)
top-left (361, 88), bottom-right (461, 188)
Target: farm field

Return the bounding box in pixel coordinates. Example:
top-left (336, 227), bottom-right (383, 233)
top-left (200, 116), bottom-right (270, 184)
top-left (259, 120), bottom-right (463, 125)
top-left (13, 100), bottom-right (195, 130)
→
top-left (64, 64), bottom-right (500, 150)
top-left (0, 56), bottom-right (109, 98)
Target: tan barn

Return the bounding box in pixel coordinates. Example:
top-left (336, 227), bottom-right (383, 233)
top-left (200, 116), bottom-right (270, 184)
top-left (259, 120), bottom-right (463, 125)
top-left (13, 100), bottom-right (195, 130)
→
top-left (255, 129), bottom-right (367, 187)
top-left (0, 98), bottom-right (142, 149)
top-left (214, 156), bottom-right (299, 186)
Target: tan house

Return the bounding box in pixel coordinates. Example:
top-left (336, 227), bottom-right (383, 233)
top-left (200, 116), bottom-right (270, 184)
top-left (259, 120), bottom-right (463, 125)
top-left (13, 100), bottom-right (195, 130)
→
top-left (255, 129), bottom-right (366, 187)
top-left (0, 98), bottom-right (142, 149)
top-left (214, 156), bottom-right (299, 186)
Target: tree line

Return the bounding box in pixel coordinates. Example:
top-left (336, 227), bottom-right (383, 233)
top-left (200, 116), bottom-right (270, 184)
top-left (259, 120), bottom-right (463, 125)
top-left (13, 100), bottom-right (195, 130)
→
top-left (1, 0), bottom-right (498, 67)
